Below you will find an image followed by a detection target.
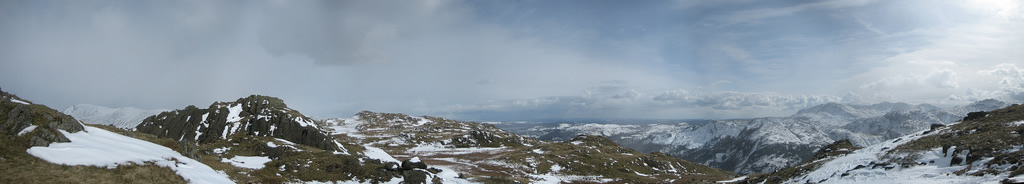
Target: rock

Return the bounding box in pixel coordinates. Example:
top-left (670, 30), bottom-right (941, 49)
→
top-left (46, 113), bottom-right (84, 133)
top-left (963, 111), bottom-right (987, 121)
top-left (135, 95), bottom-right (342, 152)
top-left (28, 128), bottom-right (69, 147)
top-left (3, 100), bottom-right (83, 146)
top-left (401, 157), bottom-right (427, 170)
top-left (3, 104), bottom-right (33, 136)
top-left (401, 169), bottom-right (429, 184)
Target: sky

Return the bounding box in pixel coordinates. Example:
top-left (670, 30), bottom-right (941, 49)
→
top-left (2, 0), bottom-right (1023, 121)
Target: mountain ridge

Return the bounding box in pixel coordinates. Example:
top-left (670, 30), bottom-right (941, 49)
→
top-left (504, 99), bottom-right (1011, 174)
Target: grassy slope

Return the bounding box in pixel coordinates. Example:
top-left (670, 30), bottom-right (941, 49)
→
top-left (0, 126), bottom-right (186, 184)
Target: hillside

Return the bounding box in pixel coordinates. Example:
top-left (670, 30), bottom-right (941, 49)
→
top-left (741, 103), bottom-right (1024, 183)
top-left (1, 89), bottom-right (224, 183)
top-left (506, 100), bottom-right (1008, 174)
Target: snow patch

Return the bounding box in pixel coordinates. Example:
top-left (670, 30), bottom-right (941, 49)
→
top-left (26, 126), bottom-right (232, 183)
top-left (10, 98), bottom-right (30, 105)
top-left (717, 176), bottom-right (747, 183)
top-left (1011, 120), bottom-right (1024, 126)
top-left (221, 156), bottom-right (271, 169)
top-left (225, 104), bottom-right (243, 122)
top-left (363, 145), bottom-right (399, 164)
top-left (18, 125), bottom-right (37, 136)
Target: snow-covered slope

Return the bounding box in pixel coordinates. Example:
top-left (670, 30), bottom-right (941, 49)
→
top-left (27, 126), bottom-right (233, 183)
top-left (742, 104), bottom-right (1024, 184)
top-left (506, 100), bottom-right (1010, 174)
top-left (63, 104), bottom-right (167, 129)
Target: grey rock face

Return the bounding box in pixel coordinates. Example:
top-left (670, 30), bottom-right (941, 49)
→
top-left (2, 90), bottom-right (85, 147)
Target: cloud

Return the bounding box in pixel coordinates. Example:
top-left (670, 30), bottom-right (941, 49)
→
top-left (434, 82), bottom-right (849, 120)
top-left (257, 0), bottom-right (441, 65)
top-left (860, 69), bottom-right (960, 90)
top-left (979, 63), bottom-right (1024, 84)
top-left (711, 0), bottom-right (873, 26)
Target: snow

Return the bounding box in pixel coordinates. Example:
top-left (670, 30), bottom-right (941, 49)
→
top-left (1011, 120), bottom-right (1024, 126)
top-left (221, 156), bottom-right (271, 169)
top-left (428, 165), bottom-right (479, 184)
top-left (532, 149), bottom-right (546, 154)
top-left (363, 145), bottom-right (399, 163)
top-left (406, 143), bottom-right (506, 156)
top-left (294, 117), bottom-right (315, 127)
top-left (549, 164), bottom-right (563, 172)
top-left (213, 147), bottom-right (230, 154)
top-left (789, 126), bottom-right (1012, 184)
top-left (225, 104), bottom-right (243, 122)
top-left (717, 176), bottom-right (748, 183)
top-left (26, 126), bottom-right (232, 183)
top-left (323, 116), bottom-right (364, 135)
top-left (10, 98), bottom-right (30, 105)
top-left (409, 157), bottom-right (421, 163)
top-left (275, 138), bottom-right (297, 145)
top-left (414, 117), bottom-right (433, 126)
top-left (18, 125), bottom-right (37, 136)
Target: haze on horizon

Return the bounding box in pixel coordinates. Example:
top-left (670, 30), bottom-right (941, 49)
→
top-left (2, 0), bottom-right (1023, 121)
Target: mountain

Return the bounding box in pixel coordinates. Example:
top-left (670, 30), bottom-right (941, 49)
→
top-left (741, 103), bottom-right (1024, 183)
top-left (504, 100), bottom-right (1010, 174)
top-left (63, 104), bottom-right (167, 129)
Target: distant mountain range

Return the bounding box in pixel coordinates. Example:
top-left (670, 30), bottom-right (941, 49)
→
top-left (63, 104), bottom-right (167, 129)
top-left (499, 100), bottom-right (1010, 174)
top-left (740, 103), bottom-right (1024, 183)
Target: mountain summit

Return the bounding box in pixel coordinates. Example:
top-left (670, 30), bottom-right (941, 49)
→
top-left (135, 95), bottom-right (345, 153)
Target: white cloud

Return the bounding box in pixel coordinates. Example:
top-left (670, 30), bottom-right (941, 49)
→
top-left (979, 63), bottom-right (1024, 84)
top-left (860, 69), bottom-right (960, 90)
top-left (712, 0), bottom-right (873, 26)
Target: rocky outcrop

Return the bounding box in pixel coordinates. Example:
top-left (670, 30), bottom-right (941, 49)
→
top-left (1, 89), bottom-right (85, 147)
top-left (448, 130), bottom-right (526, 148)
top-left (135, 95), bottom-right (342, 152)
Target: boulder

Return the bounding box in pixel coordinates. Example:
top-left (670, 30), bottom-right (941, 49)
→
top-left (401, 157), bottom-right (427, 170)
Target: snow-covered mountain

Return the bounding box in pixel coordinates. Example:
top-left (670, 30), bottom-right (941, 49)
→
top-left (503, 100), bottom-right (1010, 174)
top-left (63, 104), bottom-right (167, 129)
top-left (740, 104), bottom-right (1024, 183)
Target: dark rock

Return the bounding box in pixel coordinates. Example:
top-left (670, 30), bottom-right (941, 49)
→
top-left (3, 104), bottom-right (33, 136)
top-left (2, 96), bottom-right (84, 146)
top-left (28, 128), bottom-right (69, 147)
top-left (963, 111), bottom-right (987, 121)
top-left (401, 158), bottom-right (427, 170)
top-left (401, 170), bottom-right (429, 184)
top-left (930, 124), bottom-right (945, 131)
